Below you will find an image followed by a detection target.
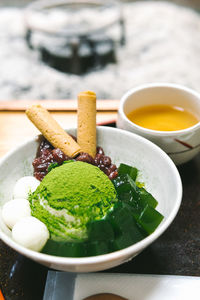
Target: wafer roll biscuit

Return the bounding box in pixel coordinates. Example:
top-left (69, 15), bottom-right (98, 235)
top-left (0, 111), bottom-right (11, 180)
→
top-left (26, 104), bottom-right (81, 158)
top-left (77, 91), bottom-right (96, 158)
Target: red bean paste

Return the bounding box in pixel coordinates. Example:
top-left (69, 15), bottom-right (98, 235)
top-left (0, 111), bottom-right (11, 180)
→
top-left (33, 136), bottom-right (118, 181)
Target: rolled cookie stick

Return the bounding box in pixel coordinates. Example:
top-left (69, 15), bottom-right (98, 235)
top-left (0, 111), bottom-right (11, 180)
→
top-left (78, 91), bottom-right (96, 158)
top-left (26, 104), bottom-right (81, 158)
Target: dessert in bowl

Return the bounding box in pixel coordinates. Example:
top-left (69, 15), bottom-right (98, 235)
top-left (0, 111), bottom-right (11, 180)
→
top-left (0, 126), bottom-right (182, 272)
top-left (0, 91), bottom-right (182, 272)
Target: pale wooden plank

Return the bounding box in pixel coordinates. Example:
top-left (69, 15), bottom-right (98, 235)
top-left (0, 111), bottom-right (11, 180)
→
top-left (0, 100), bottom-right (120, 112)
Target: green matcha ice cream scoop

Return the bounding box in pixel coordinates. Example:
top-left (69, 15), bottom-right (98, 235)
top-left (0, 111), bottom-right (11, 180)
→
top-left (29, 161), bottom-right (117, 241)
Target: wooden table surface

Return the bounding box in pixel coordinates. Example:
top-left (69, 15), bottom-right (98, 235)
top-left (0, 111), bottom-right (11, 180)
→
top-left (0, 100), bottom-right (118, 158)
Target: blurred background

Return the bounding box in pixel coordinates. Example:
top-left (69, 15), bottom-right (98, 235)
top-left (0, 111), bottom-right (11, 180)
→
top-left (1, 0), bottom-right (200, 100)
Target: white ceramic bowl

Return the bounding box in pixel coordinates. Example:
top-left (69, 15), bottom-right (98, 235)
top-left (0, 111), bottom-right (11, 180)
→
top-left (117, 83), bottom-right (200, 165)
top-left (0, 126), bottom-right (182, 272)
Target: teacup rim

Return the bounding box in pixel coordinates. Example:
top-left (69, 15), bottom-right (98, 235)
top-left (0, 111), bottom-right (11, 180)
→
top-left (119, 82), bottom-right (200, 137)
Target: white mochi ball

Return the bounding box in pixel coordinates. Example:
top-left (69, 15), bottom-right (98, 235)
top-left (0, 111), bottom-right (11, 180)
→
top-left (13, 176), bottom-right (40, 199)
top-left (2, 198), bottom-right (31, 229)
top-left (12, 216), bottom-right (49, 252)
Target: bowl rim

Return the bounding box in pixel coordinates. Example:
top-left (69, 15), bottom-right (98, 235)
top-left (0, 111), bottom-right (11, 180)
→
top-left (118, 82), bottom-right (200, 136)
top-left (0, 126), bottom-right (182, 268)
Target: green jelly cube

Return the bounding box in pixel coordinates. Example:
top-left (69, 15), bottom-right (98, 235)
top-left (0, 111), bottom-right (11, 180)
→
top-left (107, 206), bottom-right (140, 236)
top-left (118, 190), bottom-right (137, 206)
top-left (112, 233), bottom-right (133, 250)
top-left (113, 174), bottom-right (139, 201)
top-left (42, 239), bottom-right (87, 257)
top-left (87, 219), bottom-right (115, 241)
top-left (138, 204), bottom-right (164, 234)
top-left (121, 201), bottom-right (142, 221)
top-left (118, 163), bottom-right (138, 181)
top-left (112, 224), bottom-right (146, 251)
top-left (59, 241), bottom-right (87, 257)
top-left (86, 240), bottom-right (110, 256)
top-left (138, 187), bottom-right (158, 208)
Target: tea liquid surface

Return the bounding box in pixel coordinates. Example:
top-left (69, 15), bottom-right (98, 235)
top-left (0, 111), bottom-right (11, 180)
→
top-left (127, 104), bottom-right (199, 131)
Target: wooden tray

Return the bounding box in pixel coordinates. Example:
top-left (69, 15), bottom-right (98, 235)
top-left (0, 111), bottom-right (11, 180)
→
top-left (0, 100), bottom-right (119, 112)
top-left (0, 100), bottom-right (118, 158)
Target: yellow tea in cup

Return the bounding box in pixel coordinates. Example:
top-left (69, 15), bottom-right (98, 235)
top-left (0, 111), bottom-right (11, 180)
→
top-left (127, 105), bottom-right (199, 131)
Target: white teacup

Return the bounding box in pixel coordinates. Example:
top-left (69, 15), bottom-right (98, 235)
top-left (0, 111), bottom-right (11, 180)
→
top-left (117, 83), bottom-right (200, 165)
